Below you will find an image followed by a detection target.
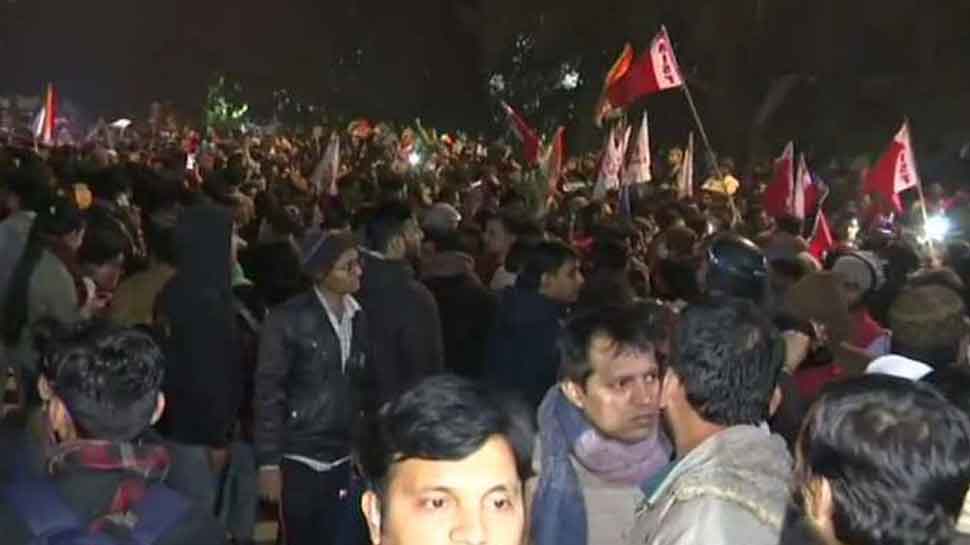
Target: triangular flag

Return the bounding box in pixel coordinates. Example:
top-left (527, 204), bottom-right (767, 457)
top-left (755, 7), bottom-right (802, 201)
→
top-left (791, 153), bottom-right (810, 219)
top-left (604, 27), bottom-right (684, 117)
top-left (594, 44), bottom-right (635, 126)
top-left (863, 121), bottom-right (921, 213)
top-left (677, 132), bottom-right (695, 199)
top-left (762, 141), bottom-right (794, 218)
top-left (593, 127), bottom-right (625, 200)
top-left (41, 83), bottom-right (57, 146)
top-left (500, 101), bottom-right (540, 165)
top-left (310, 132), bottom-right (341, 196)
top-left (809, 209), bottom-right (834, 260)
top-left (623, 112), bottom-right (652, 185)
top-left (542, 126), bottom-right (566, 196)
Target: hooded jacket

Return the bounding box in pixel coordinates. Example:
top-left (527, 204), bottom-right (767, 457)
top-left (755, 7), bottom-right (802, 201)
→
top-left (421, 251), bottom-right (497, 380)
top-left (484, 286), bottom-right (567, 411)
top-left (155, 205), bottom-right (241, 447)
top-left (630, 425), bottom-right (792, 545)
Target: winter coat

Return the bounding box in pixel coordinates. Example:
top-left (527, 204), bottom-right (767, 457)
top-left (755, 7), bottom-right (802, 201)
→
top-left (422, 251), bottom-right (497, 380)
top-left (254, 291), bottom-right (375, 467)
top-left (155, 205), bottom-right (241, 447)
top-left (630, 425), bottom-right (792, 545)
top-left (357, 251), bottom-right (444, 406)
top-left (484, 287), bottom-right (567, 411)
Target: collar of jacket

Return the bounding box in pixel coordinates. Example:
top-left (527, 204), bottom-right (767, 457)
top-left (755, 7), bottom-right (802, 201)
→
top-left (643, 424), bottom-right (776, 507)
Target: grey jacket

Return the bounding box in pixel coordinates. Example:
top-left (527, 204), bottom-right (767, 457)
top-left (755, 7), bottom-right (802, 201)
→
top-left (629, 425), bottom-right (792, 545)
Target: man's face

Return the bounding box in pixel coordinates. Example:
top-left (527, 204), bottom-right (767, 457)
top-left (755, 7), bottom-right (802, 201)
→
top-left (320, 248), bottom-right (363, 295)
top-left (484, 219), bottom-right (513, 257)
top-left (563, 335), bottom-right (662, 444)
top-left (542, 259), bottom-right (584, 303)
top-left (362, 436), bottom-right (524, 545)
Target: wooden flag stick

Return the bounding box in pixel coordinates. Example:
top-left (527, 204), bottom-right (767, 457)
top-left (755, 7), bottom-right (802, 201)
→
top-left (680, 82), bottom-right (722, 180)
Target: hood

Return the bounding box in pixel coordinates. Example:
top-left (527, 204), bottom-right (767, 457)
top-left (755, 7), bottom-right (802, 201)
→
top-left (421, 251), bottom-right (477, 281)
top-left (361, 250), bottom-right (414, 294)
top-left (172, 204), bottom-right (233, 289)
top-left (495, 286), bottom-right (565, 329)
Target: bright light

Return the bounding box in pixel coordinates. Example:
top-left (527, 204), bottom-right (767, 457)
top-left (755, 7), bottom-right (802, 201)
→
top-left (561, 70), bottom-right (580, 90)
top-left (409, 152), bottom-right (422, 166)
top-left (925, 214), bottom-right (951, 242)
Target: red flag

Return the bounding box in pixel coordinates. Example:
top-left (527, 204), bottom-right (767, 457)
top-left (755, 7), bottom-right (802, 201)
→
top-left (863, 121), bottom-right (920, 213)
top-left (594, 44), bottom-right (635, 126)
top-left (809, 210), bottom-right (834, 260)
top-left (604, 27), bottom-right (684, 116)
top-left (32, 83), bottom-right (58, 146)
top-left (500, 101), bottom-right (540, 165)
top-left (762, 142), bottom-right (794, 218)
top-left (542, 126), bottom-right (566, 195)
top-left (43, 83), bottom-right (57, 146)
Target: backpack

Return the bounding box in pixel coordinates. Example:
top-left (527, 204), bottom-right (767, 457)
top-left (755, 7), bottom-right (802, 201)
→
top-left (1, 476), bottom-right (190, 545)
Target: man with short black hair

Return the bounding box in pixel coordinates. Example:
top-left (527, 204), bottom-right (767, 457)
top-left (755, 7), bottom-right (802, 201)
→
top-left (630, 297), bottom-right (791, 545)
top-left (359, 200), bottom-right (444, 406)
top-left (531, 303), bottom-right (672, 545)
top-left (485, 240), bottom-right (584, 410)
top-left (789, 375), bottom-right (970, 545)
top-left (0, 322), bottom-right (226, 545)
top-left (356, 374), bottom-right (533, 545)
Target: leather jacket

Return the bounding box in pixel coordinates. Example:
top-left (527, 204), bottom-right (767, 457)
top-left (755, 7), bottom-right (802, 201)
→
top-left (254, 291), bottom-right (376, 467)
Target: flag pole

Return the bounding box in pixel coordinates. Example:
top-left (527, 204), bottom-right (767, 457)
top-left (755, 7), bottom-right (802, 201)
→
top-left (681, 84), bottom-right (721, 180)
top-left (665, 26), bottom-right (738, 220)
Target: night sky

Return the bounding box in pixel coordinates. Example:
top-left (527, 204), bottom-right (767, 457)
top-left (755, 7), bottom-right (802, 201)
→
top-left (4, 1), bottom-right (970, 158)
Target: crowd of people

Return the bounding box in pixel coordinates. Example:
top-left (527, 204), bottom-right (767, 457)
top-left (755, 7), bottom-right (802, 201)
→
top-left (0, 111), bottom-right (969, 545)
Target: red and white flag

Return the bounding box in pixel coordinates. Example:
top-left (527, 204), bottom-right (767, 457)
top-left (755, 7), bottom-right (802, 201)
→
top-left (762, 141), bottom-right (794, 218)
top-left (311, 132), bottom-right (341, 196)
top-left (593, 126), bottom-right (626, 200)
top-left (542, 126), bottom-right (566, 195)
top-left (623, 112), bottom-right (652, 185)
top-left (790, 153), bottom-right (812, 219)
top-left (677, 132), bottom-right (695, 200)
top-left (864, 121), bottom-right (920, 213)
top-left (32, 83), bottom-right (58, 146)
top-left (500, 101), bottom-right (540, 165)
top-left (598, 27), bottom-right (684, 125)
top-left (809, 209), bottom-right (834, 260)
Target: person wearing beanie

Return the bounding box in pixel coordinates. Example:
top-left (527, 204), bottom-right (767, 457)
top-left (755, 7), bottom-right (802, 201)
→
top-left (832, 252), bottom-right (891, 359)
top-left (254, 230), bottom-right (376, 545)
top-left (889, 282), bottom-right (968, 368)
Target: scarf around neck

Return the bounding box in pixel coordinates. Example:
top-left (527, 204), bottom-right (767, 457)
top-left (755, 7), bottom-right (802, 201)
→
top-left (531, 387), bottom-right (671, 545)
top-left (47, 439), bottom-right (171, 532)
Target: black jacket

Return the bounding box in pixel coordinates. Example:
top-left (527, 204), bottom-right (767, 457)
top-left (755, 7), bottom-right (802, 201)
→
top-left (484, 287), bottom-right (567, 411)
top-left (156, 205), bottom-right (242, 447)
top-left (358, 252), bottom-right (444, 406)
top-left (422, 263), bottom-right (497, 381)
top-left (254, 291), bottom-right (375, 468)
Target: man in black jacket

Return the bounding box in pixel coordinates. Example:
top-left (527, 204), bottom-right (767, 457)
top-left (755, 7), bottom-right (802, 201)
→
top-left (422, 231), bottom-right (497, 380)
top-left (0, 321), bottom-right (226, 545)
top-left (485, 241), bottom-right (584, 411)
top-left (255, 231), bottom-right (374, 545)
top-left (359, 200), bottom-right (445, 406)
